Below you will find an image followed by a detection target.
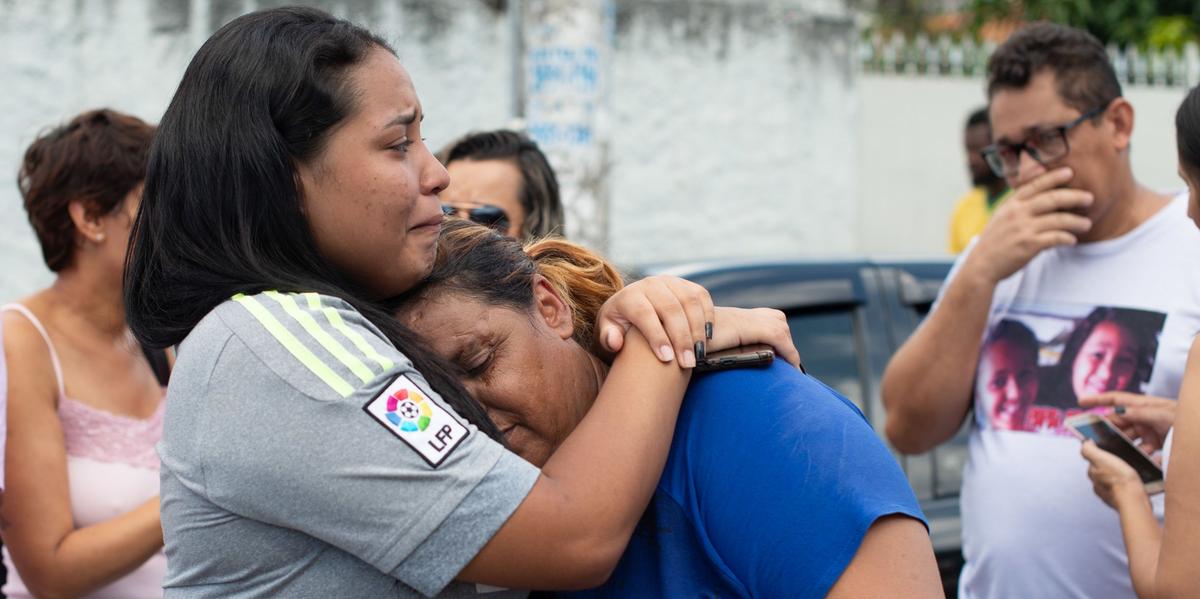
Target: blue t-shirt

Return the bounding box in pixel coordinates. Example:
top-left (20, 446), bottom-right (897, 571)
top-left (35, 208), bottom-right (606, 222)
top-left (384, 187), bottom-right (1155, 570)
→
top-left (566, 361), bottom-right (926, 598)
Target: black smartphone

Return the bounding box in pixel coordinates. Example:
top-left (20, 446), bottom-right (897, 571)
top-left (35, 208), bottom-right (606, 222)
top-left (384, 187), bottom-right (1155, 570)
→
top-left (1066, 413), bottom-right (1165, 494)
top-left (694, 345), bottom-right (775, 373)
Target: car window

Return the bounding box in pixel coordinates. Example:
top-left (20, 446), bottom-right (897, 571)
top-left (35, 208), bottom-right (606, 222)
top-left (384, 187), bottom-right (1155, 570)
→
top-left (786, 307), bottom-right (865, 410)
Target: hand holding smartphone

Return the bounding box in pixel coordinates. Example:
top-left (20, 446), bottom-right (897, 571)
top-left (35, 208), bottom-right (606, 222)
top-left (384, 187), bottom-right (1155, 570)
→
top-left (694, 345), bottom-right (775, 373)
top-left (1066, 413), bottom-right (1164, 494)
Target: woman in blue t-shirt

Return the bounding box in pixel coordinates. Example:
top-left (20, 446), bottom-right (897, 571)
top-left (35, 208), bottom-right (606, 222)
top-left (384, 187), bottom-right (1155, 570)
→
top-left (391, 220), bottom-right (941, 598)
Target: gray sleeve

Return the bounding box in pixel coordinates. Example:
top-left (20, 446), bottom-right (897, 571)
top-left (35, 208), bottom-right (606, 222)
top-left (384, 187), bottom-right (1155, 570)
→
top-left (197, 333), bottom-right (539, 596)
top-left (394, 450), bottom-right (540, 596)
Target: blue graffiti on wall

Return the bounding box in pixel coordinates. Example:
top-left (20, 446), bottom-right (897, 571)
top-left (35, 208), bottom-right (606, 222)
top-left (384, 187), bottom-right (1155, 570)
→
top-left (528, 46), bottom-right (600, 94)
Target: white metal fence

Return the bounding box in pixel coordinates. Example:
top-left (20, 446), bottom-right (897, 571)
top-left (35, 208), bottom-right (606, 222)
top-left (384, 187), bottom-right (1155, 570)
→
top-left (859, 32), bottom-right (1200, 88)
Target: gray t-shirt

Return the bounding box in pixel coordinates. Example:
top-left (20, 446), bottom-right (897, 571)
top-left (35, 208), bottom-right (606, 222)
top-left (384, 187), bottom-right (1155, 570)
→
top-left (159, 291), bottom-right (539, 598)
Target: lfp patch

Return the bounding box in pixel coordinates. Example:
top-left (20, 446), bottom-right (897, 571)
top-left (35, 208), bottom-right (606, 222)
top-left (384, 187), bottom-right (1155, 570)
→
top-left (363, 374), bottom-right (469, 467)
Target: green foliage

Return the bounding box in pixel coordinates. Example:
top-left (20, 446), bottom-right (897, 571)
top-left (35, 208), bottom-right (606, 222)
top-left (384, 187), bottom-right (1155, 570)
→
top-left (870, 0), bottom-right (938, 38)
top-left (967, 0), bottom-right (1200, 49)
top-left (1148, 15), bottom-right (1197, 51)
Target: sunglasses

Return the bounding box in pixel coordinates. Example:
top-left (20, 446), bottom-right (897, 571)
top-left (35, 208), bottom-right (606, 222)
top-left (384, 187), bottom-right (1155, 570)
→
top-left (441, 204), bottom-right (511, 233)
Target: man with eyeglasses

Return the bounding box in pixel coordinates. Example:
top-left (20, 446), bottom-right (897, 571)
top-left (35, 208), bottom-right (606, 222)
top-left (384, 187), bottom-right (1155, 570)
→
top-left (882, 23), bottom-right (1200, 599)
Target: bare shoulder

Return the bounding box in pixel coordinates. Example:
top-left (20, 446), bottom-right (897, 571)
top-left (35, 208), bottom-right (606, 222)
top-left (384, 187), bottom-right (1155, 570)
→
top-left (826, 515), bottom-right (942, 599)
top-left (1, 296), bottom-right (60, 408)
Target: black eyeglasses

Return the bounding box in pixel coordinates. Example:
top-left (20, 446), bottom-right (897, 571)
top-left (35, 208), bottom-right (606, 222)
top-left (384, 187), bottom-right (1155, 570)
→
top-left (441, 204), bottom-right (511, 233)
top-left (981, 103), bottom-right (1110, 179)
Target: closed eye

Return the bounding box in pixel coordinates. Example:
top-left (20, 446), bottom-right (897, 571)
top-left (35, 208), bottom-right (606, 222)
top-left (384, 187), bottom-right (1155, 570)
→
top-left (464, 351), bottom-right (494, 378)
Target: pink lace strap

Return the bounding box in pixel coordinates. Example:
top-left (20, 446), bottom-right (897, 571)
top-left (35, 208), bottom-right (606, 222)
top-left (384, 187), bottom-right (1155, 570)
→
top-left (1, 304), bottom-right (162, 470)
top-left (57, 397), bottom-right (163, 471)
top-left (1, 303), bottom-right (66, 397)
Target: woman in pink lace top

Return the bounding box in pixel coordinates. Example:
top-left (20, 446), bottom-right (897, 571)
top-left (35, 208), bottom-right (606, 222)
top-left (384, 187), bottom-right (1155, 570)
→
top-left (0, 109), bottom-right (166, 598)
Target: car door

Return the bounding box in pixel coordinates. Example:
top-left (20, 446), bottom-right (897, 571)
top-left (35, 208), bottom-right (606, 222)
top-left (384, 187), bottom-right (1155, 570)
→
top-left (654, 260), bottom-right (879, 417)
top-left (875, 261), bottom-right (964, 591)
top-left (652, 259), bottom-right (950, 484)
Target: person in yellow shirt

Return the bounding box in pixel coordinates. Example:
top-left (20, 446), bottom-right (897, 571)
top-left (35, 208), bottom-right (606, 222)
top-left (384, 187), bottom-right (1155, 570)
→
top-left (950, 108), bottom-right (1011, 253)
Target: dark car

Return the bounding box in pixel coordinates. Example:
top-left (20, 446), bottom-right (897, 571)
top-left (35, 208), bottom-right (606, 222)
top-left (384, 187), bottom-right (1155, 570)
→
top-left (641, 259), bottom-right (966, 597)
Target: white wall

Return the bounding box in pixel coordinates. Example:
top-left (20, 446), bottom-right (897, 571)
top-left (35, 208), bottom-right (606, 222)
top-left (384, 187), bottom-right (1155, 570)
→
top-left (607, 0), bottom-right (858, 265)
top-left (856, 74), bottom-right (1190, 257)
top-left (0, 0), bottom-right (515, 300)
top-left (5, 1), bottom-right (1181, 302)
top-left (0, 0), bottom-right (856, 299)
top-left (0, 1), bottom-right (195, 297)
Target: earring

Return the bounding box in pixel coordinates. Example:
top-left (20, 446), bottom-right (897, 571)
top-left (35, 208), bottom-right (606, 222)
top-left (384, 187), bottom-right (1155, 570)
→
top-left (94, 233), bottom-right (106, 243)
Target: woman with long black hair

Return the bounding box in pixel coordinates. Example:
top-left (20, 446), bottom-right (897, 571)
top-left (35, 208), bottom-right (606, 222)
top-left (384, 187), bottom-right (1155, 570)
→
top-left (125, 7), bottom-right (796, 597)
top-left (1081, 84), bottom-right (1200, 598)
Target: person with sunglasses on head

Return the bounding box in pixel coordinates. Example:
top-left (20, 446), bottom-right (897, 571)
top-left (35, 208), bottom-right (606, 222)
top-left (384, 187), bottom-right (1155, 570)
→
top-left (881, 22), bottom-right (1200, 599)
top-left (126, 7), bottom-right (799, 598)
top-left (438, 130), bottom-right (564, 241)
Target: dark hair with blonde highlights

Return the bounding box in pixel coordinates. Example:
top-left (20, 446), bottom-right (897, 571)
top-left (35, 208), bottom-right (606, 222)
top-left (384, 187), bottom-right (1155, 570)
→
top-left (525, 237), bottom-right (624, 348)
top-left (390, 218), bottom-right (623, 352)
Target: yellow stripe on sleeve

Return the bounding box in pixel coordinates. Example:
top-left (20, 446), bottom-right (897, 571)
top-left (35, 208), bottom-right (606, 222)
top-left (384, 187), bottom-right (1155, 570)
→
top-left (302, 293), bottom-right (395, 372)
top-left (264, 291), bottom-right (376, 384)
top-left (232, 293), bottom-right (355, 397)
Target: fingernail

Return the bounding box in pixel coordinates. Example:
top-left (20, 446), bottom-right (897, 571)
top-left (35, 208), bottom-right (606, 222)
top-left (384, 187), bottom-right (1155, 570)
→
top-left (682, 349), bottom-right (696, 368)
top-left (695, 340), bottom-right (706, 361)
top-left (606, 328), bottom-right (621, 349)
top-left (1115, 406), bottom-right (1126, 415)
top-left (658, 345), bottom-right (675, 362)
top-left (705, 322), bottom-right (713, 340)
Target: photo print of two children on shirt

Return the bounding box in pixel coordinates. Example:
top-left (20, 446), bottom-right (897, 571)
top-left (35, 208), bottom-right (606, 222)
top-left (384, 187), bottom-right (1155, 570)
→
top-left (976, 303), bottom-right (1167, 436)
